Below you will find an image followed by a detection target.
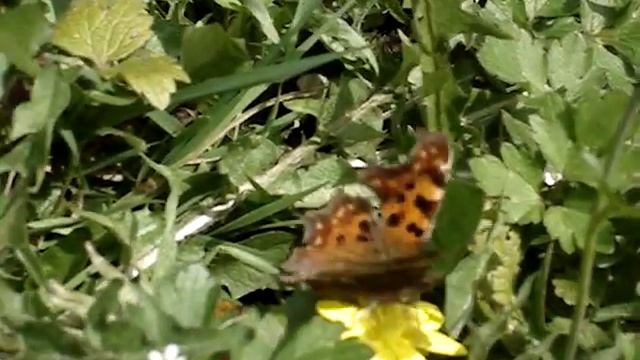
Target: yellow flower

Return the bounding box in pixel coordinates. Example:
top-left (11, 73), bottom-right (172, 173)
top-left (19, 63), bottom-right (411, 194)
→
top-left (316, 300), bottom-right (467, 360)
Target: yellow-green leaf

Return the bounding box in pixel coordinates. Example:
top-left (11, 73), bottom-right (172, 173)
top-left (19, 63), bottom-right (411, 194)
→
top-left (52, 0), bottom-right (153, 67)
top-left (113, 52), bottom-right (190, 110)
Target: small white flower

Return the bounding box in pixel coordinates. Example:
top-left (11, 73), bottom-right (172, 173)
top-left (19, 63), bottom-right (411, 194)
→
top-left (543, 166), bottom-right (563, 186)
top-left (147, 344), bottom-right (186, 360)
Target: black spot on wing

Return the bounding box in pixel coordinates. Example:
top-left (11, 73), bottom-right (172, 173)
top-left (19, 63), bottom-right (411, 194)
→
top-left (406, 223), bottom-right (424, 237)
top-left (336, 234), bottom-right (345, 244)
top-left (414, 195), bottom-right (437, 217)
top-left (422, 167), bottom-right (445, 188)
top-left (358, 220), bottom-right (371, 233)
top-left (356, 234), bottom-right (370, 242)
top-left (386, 212), bottom-right (403, 227)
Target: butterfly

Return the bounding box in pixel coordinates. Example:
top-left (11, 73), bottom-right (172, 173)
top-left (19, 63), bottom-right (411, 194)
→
top-left (280, 131), bottom-right (451, 303)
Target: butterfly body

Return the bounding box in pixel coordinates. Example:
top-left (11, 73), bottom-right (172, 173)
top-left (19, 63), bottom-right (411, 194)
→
top-left (281, 131), bottom-right (451, 303)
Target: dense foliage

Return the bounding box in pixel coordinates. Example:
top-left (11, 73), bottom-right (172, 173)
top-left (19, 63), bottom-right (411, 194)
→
top-left (1, 0), bottom-right (640, 359)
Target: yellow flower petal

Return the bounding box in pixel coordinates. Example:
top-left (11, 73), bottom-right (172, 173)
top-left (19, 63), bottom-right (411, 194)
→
top-left (368, 336), bottom-right (425, 360)
top-left (316, 300), bottom-right (360, 327)
top-left (414, 330), bottom-right (468, 356)
top-left (317, 300), bottom-right (465, 360)
top-left (415, 301), bottom-right (444, 331)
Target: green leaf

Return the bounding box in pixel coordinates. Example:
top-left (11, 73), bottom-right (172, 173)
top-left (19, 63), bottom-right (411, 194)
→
top-left (593, 302), bottom-right (640, 322)
top-left (543, 206), bottom-right (615, 254)
top-left (18, 321), bottom-right (86, 356)
top-left (432, 179), bottom-right (484, 273)
top-left (181, 23), bottom-right (250, 81)
top-left (445, 252), bottom-right (490, 335)
top-left (52, 0), bottom-right (153, 67)
top-left (552, 278), bottom-right (579, 305)
top-left (0, 4), bottom-right (50, 75)
top-left (593, 43), bottom-right (634, 94)
top-left (500, 142), bottom-right (543, 189)
top-left (548, 317), bottom-right (611, 351)
top-left (502, 111), bottom-right (538, 152)
top-left (274, 316), bottom-right (371, 360)
top-left (564, 145), bottom-right (603, 187)
top-left (164, 86), bottom-right (267, 166)
top-left (268, 156), bottom-right (353, 208)
top-left (574, 89), bottom-right (628, 152)
top-left (530, 114), bottom-right (572, 172)
top-left (543, 206), bottom-right (583, 254)
top-left (10, 66), bottom-right (71, 140)
top-left (234, 311), bottom-right (286, 360)
top-left (218, 136), bottom-right (284, 187)
top-left (312, 12), bottom-right (378, 73)
top-left (171, 52), bottom-right (341, 104)
top-left (213, 185), bottom-right (323, 234)
top-left (429, 0), bottom-right (513, 39)
top-left (547, 33), bottom-right (591, 91)
top-left (155, 264), bottom-right (219, 328)
top-left (535, 0), bottom-right (580, 17)
top-left (604, 17), bottom-right (640, 66)
top-left (470, 155), bottom-right (544, 224)
top-left (0, 186), bottom-right (28, 253)
top-left (611, 144), bottom-right (640, 191)
top-left (211, 232), bottom-right (293, 298)
top-left (111, 52), bottom-right (189, 109)
top-left (245, 0), bottom-right (280, 43)
top-left (478, 30), bottom-right (547, 93)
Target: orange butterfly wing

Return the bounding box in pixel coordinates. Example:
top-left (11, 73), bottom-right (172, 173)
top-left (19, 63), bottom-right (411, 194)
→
top-left (281, 131), bottom-right (450, 301)
top-left (360, 131), bottom-right (450, 259)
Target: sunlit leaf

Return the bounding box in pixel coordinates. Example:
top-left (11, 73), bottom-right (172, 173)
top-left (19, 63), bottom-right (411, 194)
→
top-left (111, 52), bottom-right (190, 109)
top-left (470, 155), bottom-right (544, 224)
top-left (52, 0), bottom-right (153, 67)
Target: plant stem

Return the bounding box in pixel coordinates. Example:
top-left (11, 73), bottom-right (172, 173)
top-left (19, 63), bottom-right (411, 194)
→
top-left (564, 85), bottom-right (640, 359)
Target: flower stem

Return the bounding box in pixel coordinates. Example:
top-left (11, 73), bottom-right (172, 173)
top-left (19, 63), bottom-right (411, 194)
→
top-left (564, 86), bottom-right (640, 359)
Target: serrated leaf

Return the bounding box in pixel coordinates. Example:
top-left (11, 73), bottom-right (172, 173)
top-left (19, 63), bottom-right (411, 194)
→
top-left (605, 17), bottom-right (640, 66)
top-left (564, 145), bottom-right (602, 187)
top-left (10, 67), bottom-right (71, 140)
top-left (268, 156), bottom-right (353, 208)
top-left (611, 144), bottom-right (640, 191)
top-left (155, 264), bottom-right (218, 328)
top-left (312, 13), bottom-right (378, 74)
top-left (478, 30), bottom-right (547, 93)
top-left (234, 311), bottom-right (286, 360)
top-left (52, 0), bottom-right (153, 67)
top-left (211, 232), bottom-right (293, 298)
top-left (548, 317), bottom-right (611, 351)
top-left (543, 206), bottom-right (584, 254)
top-left (0, 4), bottom-right (50, 75)
top-left (470, 155), bottom-right (544, 224)
top-left (112, 52), bottom-right (190, 109)
top-left (543, 206), bottom-right (614, 254)
top-left (552, 278), bottom-right (580, 305)
top-left (429, 0), bottom-right (512, 39)
top-left (547, 33), bottom-right (590, 91)
top-left (530, 114), bottom-right (571, 172)
top-left (219, 136), bottom-right (284, 187)
top-left (574, 89), bottom-right (628, 152)
top-left (593, 43), bottom-right (634, 94)
top-left (500, 143), bottom-right (543, 188)
top-left (501, 111), bottom-right (538, 152)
